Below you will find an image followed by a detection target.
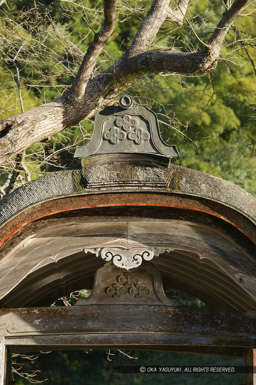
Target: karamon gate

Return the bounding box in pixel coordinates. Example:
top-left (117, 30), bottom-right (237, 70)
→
top-left (0, 95), bottom-right (256, 384)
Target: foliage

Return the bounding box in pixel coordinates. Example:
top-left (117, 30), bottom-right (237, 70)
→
top-left (131, 5), bottom-right (256, 195)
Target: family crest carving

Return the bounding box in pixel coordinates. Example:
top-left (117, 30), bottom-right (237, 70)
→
top-left (105, 272), bottom-right (150, 298)
top-left (103, 114), bottom-right (150, 145)
top-left (76, 262), bottom-right (175, 306)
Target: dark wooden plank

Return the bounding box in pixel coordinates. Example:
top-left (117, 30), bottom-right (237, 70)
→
top-left (5, 334), bottom-right (254, 351)
top-left (0, 306), bottom-right (255, 350)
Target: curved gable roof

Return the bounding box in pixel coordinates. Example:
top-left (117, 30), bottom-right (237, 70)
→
top-left (0, 161), bottom-right (255, 310)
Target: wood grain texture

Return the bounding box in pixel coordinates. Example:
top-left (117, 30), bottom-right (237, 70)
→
top-left (0, 305), bottom-right (255, 335)
top-left (0, 219), bottom-right (255, 309)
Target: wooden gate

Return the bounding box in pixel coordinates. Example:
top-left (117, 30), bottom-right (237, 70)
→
top-left (0, 96), bottom-right (255, 384)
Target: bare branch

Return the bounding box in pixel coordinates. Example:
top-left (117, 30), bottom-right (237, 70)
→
top-left (208, 0), bottom-right (250, 55)
top-left (166, 0), bottom-right (190, 25)
top-left (0, 154), bottom-right (22, 197)
top-left (70, 0), bottom-right (117, 99)
top-left (184, 14), bottom-right (210, 48)
top-left (106, 349), bottom-right (115, 362)
top-left (0, 0), bottom-right (252, 167)
top-left (0, 41), bottom-right (237, 166)
top-left (117, 350), bottom-right (138, 360)
top-left (233, 26), bottom-right (256, 75)
top-left (13, 60), bottom-right (24, 113)
top-left (0, 150), bottom-right (32, 197)
top-left (128, 0), bottom-right (170, 56)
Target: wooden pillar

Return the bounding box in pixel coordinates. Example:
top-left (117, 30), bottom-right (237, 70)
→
top-left (246, 349), bottom-right (256, 385)
top-left (0, 337), bottom-right (7, 385)
top-left (253, 349), bottom-right (256, 385)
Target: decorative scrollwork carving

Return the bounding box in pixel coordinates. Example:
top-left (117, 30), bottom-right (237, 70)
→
top-left (84, 247), bottom-right (172, 271)
top-left (100, 248), bottom-right (155, 270)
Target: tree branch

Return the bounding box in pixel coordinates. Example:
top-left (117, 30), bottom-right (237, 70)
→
top-left (166, 0), bottom-right (190, 25)
top-left (233, 26), bottom-right (256, 75)
top-left (208, 0), bottom-right (249, 55)
top-left (99, 49), bottom-right (209, 93)
top-left (128, 0), bottom-right (170, 56)
top-left (0, 49), bottom-right (207, 166)
top-left (0, 98), bottom-right (66, 165)
top-left (70, 0), bottom-right (117, 100)
top-left (0, 154), bottom-right (22, 198)
top-left (0, 0), bottom-right (251, 167)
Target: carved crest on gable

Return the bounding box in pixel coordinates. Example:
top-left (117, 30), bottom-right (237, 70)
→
top-left (76, 262), bottom-right (178, 306)
top-left (103, 114), bottom-right (150, 145)
top-left (105, 272), bottom-right (150, 298)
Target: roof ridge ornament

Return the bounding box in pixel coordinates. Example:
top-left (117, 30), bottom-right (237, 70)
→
top-left (74, 94), bottom-right (179, 159)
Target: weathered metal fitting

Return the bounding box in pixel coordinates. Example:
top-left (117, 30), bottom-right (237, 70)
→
top-left (74, 95), bottom-right (179, 159)
top-left (119, 94), bottom-right (133, 109)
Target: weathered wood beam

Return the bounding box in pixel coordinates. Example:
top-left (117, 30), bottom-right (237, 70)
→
top-left (0, 306), bottom-right (255, 350)
top-left (5, 334), bottom-right (255, 352)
